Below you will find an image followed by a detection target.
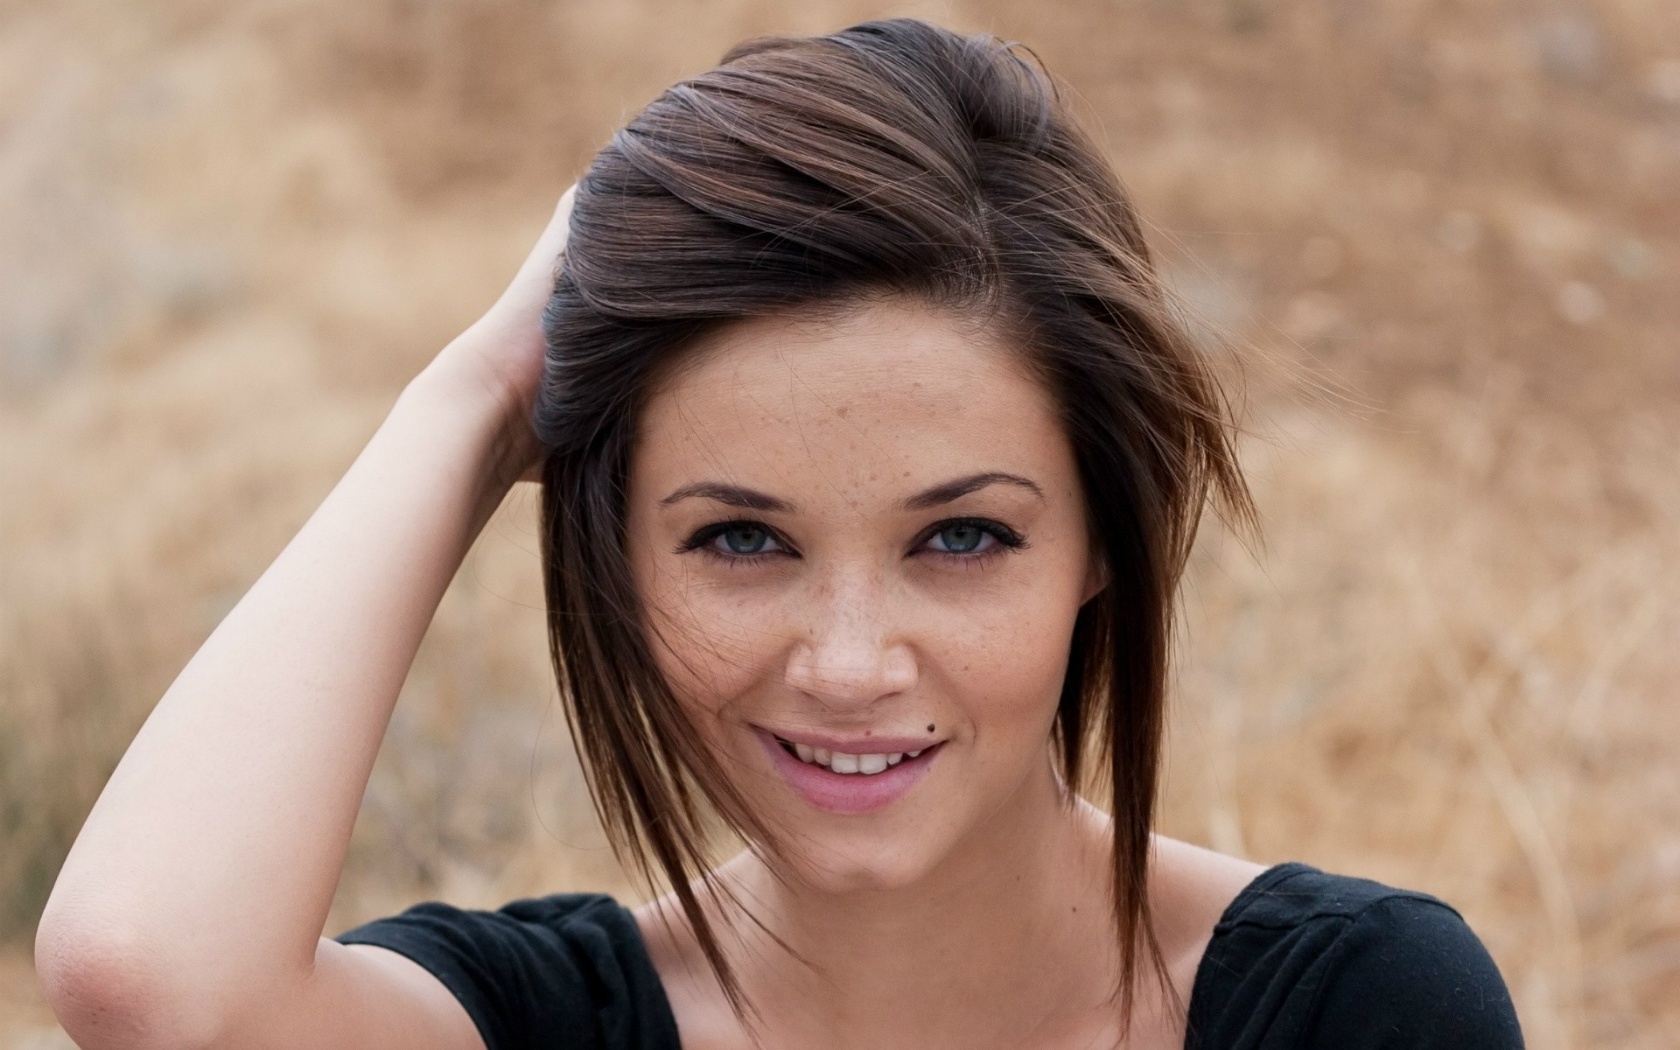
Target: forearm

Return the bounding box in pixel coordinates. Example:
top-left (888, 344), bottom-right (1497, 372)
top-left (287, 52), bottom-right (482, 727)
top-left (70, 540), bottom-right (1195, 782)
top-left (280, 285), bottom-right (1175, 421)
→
top-left (37, 367), bottom-right (518, 1042)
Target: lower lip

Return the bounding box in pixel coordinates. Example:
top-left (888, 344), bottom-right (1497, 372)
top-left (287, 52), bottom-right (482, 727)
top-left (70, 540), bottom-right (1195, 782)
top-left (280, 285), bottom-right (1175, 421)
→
top-left (754, 728), bottom-right (942, 815)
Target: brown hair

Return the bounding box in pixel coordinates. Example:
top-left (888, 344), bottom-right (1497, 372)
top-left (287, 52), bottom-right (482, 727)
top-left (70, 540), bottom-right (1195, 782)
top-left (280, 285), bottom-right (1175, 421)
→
top-left (533, 17), bottom-right (1252, 1029)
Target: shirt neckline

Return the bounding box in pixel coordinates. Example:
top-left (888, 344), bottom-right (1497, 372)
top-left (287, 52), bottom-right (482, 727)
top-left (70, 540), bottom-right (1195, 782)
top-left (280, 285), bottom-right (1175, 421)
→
top-left (628, 861), bottom-right (1321, 1048)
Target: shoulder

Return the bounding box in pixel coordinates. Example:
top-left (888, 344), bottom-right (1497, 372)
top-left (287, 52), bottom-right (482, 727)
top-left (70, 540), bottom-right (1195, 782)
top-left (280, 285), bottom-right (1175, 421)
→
top-left (339, 891), bottom-right (637, 949)
top-left (335, 892), bottom-right (681, 1050)
top-left (1146, 835), bottom-right (1270, 998)
top-left (629, 888), bottom-right (753, 1050)
top-left (1188, 864), bottom-right (1525, 1049)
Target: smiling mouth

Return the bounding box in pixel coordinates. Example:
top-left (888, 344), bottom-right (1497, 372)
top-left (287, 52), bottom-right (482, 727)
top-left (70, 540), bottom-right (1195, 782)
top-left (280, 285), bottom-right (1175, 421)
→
top-left (772, 734), bottom-right (942, 776)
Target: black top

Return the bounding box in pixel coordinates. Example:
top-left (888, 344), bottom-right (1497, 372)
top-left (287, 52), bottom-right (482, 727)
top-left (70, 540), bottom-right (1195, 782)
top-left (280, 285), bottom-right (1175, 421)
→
top-left (333, 862), bottom-right (1524, 1049)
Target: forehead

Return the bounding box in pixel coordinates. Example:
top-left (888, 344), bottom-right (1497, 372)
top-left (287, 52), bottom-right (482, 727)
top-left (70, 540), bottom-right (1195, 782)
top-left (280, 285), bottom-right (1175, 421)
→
top-left (631, 298), bottom-right (1074, 508)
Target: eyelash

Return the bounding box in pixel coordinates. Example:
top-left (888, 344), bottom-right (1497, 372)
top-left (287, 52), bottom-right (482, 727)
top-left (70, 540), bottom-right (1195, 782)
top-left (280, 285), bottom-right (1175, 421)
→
top-left (675, 517), bottom-right (1028, 570)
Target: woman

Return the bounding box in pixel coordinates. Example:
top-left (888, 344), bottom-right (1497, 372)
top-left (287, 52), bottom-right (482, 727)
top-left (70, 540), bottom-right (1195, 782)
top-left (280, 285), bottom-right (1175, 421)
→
top-left (37, 19), bottom-right (1523, 1050)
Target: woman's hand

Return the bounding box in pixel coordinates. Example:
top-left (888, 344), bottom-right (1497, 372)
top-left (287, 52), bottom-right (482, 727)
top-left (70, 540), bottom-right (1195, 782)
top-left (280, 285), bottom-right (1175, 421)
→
top-left (416, 183), bottom-right (577, 487)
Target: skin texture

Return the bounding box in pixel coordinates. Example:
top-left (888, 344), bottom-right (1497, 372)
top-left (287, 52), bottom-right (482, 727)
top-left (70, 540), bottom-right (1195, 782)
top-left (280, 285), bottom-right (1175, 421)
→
top-left (35, 187), bottom-right (1261, 1050)
top-left (623, 299), bottom-right (1264, 1050)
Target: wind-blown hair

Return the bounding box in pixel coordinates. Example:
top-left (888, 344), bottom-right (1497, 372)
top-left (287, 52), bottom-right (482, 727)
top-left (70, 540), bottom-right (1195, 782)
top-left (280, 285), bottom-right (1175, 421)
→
top-left (533, 16), bottom-right (1252, 1027)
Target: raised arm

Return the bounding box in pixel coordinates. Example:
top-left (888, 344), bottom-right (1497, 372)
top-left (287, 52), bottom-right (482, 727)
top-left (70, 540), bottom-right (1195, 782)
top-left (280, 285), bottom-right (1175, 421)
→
top-left (33, 188), bottom-right (576, 1050)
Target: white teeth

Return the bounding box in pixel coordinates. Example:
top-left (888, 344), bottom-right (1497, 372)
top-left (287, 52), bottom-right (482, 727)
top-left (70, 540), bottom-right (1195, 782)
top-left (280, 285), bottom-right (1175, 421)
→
top-left (907, 749), bottom-right (923, 758)
top-left (781, 738), bottom-right (916, 775)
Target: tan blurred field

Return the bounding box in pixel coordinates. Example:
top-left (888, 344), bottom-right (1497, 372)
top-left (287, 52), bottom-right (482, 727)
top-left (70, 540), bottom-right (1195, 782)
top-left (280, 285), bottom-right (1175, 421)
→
top-left (1, 0), bottom-right (1676, 1046)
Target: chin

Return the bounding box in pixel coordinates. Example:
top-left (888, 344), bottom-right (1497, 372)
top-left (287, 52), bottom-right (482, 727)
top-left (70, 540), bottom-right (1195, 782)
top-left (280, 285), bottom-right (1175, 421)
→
top-left (772, 824), bottom-right (951, 895)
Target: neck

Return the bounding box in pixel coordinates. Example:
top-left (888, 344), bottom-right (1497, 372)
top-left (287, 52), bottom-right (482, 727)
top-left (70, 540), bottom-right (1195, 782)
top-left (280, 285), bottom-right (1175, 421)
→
top-left (715, 756), bottom-right (1123, 1047)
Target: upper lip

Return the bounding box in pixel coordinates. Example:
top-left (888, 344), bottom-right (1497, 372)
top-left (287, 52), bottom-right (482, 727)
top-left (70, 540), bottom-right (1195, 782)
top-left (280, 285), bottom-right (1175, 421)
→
top-left (755, 725), bottom-right (946, 755)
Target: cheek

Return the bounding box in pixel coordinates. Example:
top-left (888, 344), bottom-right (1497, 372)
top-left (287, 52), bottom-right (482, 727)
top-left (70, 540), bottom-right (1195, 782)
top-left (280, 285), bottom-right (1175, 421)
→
top-left (929, 581), bottom-right (1081, 745)
top-left (635, 557), bottom-right (782, 714)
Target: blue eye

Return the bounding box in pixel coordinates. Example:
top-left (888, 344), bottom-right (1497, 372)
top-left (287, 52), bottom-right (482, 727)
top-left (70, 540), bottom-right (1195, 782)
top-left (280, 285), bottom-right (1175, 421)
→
top-left (718, 523), bottom-right (773, 555)
top-left (676, 520), bottom-right (792, 564)
top-left (930, 522), bottom-right (989, 553)
top-left (920, 517), bottom-right (1027, 567)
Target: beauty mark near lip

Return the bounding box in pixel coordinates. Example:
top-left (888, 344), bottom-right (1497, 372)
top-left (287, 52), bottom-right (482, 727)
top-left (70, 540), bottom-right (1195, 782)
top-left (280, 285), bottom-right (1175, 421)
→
top-left (760, 725), bottom-right (945, 755)
top-left (754, 726), bottom-right (941, 815)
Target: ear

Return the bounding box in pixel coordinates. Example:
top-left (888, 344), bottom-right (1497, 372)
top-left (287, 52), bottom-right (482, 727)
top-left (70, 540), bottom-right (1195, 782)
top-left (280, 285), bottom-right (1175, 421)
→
top-left (1079, 552), bottom-right (1109, 607)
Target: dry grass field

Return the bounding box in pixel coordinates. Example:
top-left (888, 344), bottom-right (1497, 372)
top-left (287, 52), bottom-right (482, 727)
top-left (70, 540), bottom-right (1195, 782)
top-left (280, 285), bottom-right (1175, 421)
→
top-left (1, 0), bottom-right (1676, 1046)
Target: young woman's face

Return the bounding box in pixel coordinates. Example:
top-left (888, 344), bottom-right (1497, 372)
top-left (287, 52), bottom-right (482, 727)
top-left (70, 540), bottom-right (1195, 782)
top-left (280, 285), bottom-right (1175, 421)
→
top-left (624, 296), bottom-right (1102, 893)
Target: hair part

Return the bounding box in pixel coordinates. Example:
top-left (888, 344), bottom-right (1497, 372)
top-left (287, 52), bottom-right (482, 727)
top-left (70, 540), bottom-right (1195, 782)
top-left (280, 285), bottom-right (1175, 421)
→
top-left (534, 16), bottom-right (1254, 1033)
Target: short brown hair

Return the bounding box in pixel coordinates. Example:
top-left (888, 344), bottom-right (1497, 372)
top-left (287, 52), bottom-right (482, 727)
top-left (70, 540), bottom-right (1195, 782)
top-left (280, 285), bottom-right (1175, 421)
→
top-left (533, 17), bottom-right (1252, 1027)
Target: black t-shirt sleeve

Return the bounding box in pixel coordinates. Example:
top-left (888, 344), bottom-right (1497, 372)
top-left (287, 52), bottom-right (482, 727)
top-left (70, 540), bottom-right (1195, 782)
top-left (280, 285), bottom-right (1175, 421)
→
top-left (1188, 864), bottom-right (1525, 1049)
top-left (1304, 895), bottom-right (1525, 1049)
top-left (332, 892), bottom-right (681, 1050)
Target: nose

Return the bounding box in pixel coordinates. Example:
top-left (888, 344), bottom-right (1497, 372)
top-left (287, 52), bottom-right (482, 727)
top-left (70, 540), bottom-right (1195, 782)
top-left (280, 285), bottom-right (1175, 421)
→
top-left (784, 568), bottom-right (918, 708)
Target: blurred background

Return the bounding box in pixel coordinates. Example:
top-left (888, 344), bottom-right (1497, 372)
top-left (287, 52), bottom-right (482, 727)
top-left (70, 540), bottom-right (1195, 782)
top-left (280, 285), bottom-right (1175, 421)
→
top-left (1, 0), bottom-right (1675, 1045)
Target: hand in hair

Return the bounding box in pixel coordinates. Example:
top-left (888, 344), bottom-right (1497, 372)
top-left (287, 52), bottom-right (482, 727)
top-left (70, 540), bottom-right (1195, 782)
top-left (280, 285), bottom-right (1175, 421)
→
top-left (422, 183), bottom-right (576, 486)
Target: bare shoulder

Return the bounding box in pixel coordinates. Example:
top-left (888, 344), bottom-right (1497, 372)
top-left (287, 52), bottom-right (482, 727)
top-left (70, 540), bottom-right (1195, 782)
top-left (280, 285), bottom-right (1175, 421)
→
top-left (631, 893), bottom-right (744, 1050)
top-left (630, 892), bottom-right (693, 1002)
top-left (1146, 835), bottom-right (1268, 989)
top-left (1151, 835), bottom-right (1269, 911)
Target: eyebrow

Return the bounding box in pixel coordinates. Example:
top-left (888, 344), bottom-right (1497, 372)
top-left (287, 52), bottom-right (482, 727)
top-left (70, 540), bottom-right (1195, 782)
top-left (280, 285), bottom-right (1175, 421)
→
top-left (901, 471), bottom-right (1046, 510)
top-left (658, 481), bottom-right (793, 513)
top-left (658, 471), bottom-right (1045, 513)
